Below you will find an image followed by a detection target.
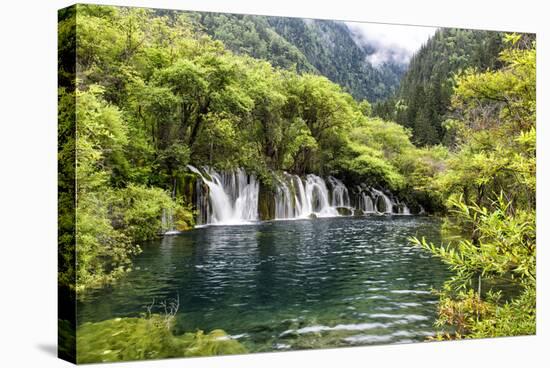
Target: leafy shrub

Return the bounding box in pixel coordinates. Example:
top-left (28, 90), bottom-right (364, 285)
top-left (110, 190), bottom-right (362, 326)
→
top-left (411, 194), bottom-right (535, 338)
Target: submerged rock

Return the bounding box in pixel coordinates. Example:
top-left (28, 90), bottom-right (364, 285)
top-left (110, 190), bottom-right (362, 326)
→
top-left (76, 315), bottom-right (247, 363)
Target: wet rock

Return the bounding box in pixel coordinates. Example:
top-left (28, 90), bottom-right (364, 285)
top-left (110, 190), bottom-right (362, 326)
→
top-left (336, 207), bottom-right (352, 216)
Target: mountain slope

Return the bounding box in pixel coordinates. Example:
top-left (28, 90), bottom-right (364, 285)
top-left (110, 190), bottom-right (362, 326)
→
top-left (389, 28), bottom-right (506, 145)
top-left (267, 17), bottom-right (406, 102)
top-left (192, 12), bottom-right (404, 102)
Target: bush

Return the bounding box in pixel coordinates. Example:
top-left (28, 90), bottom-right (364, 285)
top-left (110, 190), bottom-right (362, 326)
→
top-left (411, 194), bottom-right (535, 339)
top-left (111, 184), bottom-right (176, 242)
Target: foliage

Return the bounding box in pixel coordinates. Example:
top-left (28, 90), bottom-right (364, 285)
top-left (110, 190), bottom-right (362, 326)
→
top-left (376, 28), bottom-right (508, 146)
top-left (75, 191), bottom-right (133, 291)
top-left (67, 82), bottom-right (192, 292)
top-left (74, 86), bottom-right (133, 291)
top-left (397, 145), bottom-right (449, 192)
top-left (342, 117), bottom-right (448, 208)
top-left (412, 196), bottom-right (535, 338)
top-left (111, 184), bottom-right (179, 242)
top-left (284, 73), bottom-right (357, 174)
top-left (60, 7), bottom-right (537, 347)
top-left (435, 36), bottom-right (536, 210)
top-left (413, 196), bottom-right (535, 288)
top-left (196, 13), bottom-right (315, 73)
top-left (452, 34), bottom-right (536, 133)
top-left (196, 13), bottom-right (404, 102)
top-left (411, 38), bottom-right (536, 339)
top-left (58, 87), bottom-right (77, 290)
top-left (76, 315), bottom-right (247, 363)
top-left (67, 4), bottom-right (441, 192)
top-left (342, 121), bottom-right (407, 190)
top-left (468, 284), bottom-right (536, 338)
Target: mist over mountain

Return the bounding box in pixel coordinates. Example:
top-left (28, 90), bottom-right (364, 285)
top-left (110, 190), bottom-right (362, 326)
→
top-left (192, 12), bottom-right (417, 102)
top-left (372, 28), bottom-right (508, 146)
top-left (345, 22), bottom-right (435, 68)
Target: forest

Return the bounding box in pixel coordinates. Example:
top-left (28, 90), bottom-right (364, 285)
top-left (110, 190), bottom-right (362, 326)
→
top-left (58, 4), bottom-right (536, 362)
top-left (195, 12), bottom-right (405, 101)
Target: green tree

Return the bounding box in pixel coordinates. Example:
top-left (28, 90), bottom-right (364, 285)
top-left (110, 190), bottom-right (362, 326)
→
top-left (412, 36), bottom-right (536, 339)
top-left (387, 28), bottom-right (507, 146)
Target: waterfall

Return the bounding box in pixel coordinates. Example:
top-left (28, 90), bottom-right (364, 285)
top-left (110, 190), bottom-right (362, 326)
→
top-left (327, 176), bottom-right (350, 208)
top-left (162, 208), bottom-right (180, 235)
top-left (187, 165), bottom-right (418, 224)
top-left (293, 174), bottom-right (310, 217)
top-left (361, 193), bottom-right (375, 213)
top-left (392, 196), bottom-right (411, 215)
top-left (399, 203), bottom-right (411, 215)
top-left (305, 174), bottom-right (339, 217)
top-left (371, 189), bottom-right (394, 214)
top-left (419, 205), bottom-right (426, 215)
top-left (273, 173), bottom-right (343, 219)
top-left (274, 174), bottom-right (295, 219)
top-left (187, 165), bottom-right (259, 225)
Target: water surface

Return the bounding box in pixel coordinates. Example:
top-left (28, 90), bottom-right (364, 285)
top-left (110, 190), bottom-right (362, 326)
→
top-left (78, 216), bottom-right (450, 351)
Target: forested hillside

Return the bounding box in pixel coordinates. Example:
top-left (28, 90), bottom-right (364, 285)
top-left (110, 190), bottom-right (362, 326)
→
top-left (187, 12), bottom-right (404, 101)
top-left (266, 17), bottom-right (405, 101)
top-left (373, 28), bottom-right (506, 145)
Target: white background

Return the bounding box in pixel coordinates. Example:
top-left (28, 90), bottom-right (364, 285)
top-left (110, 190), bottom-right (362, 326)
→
top-left (0, 0), bottom-right (547, 366)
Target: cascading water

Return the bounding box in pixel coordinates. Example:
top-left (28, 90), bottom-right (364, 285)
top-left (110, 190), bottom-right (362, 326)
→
top-left (274, 174), bottom-right (295, 219)
top-left (361, 193), bottom-right (375, 213)
top-left (161, 207), bottom-right (180, 235)
top-left (305, 174), bottom-right (339, 217)
top-left (292, 175), bottom-right (310, 217)
top-left (273, 173), bottom-right (343, 219)
top-left (371, 188), bottom-right (394, 214)
top-left (187, 165), bottom-right (416, 225)
top-left (392, 196), bottom-right (411, 216)
top-left (194, 178), bottom-right (208, 226)
top-left (187, 165), bottom-right (259, 225)
top-left (399, 203), bottom-right (411, 215)
top-left (327, 176), bottom-right (351, 208)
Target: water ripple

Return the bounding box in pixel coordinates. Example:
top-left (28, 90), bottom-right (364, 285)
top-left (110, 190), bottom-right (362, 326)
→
top-left (78, 216), bottom-right (450, 352)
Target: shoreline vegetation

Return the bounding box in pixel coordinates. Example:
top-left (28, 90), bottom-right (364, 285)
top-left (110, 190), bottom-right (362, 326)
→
top-left (76, 296), bottom-right (248, 363)
top-left (58, 4), bottom-right (536, 362)
top-left (77, 316), bottom-right (247, 363)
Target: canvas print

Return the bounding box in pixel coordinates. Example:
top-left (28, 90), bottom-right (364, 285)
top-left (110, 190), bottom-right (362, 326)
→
top-left (58, 4), bottom-right (536, 364)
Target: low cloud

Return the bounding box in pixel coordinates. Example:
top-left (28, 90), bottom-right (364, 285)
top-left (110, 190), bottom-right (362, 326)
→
top-left (345, 22), bottom-right (437, 67)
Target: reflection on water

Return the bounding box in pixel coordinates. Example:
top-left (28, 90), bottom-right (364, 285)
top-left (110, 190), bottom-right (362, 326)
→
top-left (78, 216), bottom-right (450, 351)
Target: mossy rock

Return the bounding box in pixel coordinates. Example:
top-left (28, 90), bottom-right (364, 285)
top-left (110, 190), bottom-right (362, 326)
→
top-left (175, 222), bottom-right (192, 232)
top-left (336, 207), bottom-right (352, 216)
top-left (176, 173), bottom-right (197, 205)
top-left (76, 315), bottom-right (246, 363)
top-left (258, 182), bottom-right (275, 221)
top-left (183, 329), bottom-right (247, 357)
top-left (353, 208), bottom-right (364, 217)
top-left (174, 206), bottom-right (195, 231)
top-left (309, 213), bottom-right (318, 219)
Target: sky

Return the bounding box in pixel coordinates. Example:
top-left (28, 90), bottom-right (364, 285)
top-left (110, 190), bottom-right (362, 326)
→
top-left (345, 22), bottom-right (438, 67)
